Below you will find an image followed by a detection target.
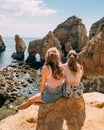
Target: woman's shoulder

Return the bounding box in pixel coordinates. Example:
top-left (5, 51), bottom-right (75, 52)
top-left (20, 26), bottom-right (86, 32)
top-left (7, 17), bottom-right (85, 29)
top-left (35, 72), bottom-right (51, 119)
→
top-left (42, 65), bottom-right (50, 74)
top-left (42, 65), bottom-right (49, 70)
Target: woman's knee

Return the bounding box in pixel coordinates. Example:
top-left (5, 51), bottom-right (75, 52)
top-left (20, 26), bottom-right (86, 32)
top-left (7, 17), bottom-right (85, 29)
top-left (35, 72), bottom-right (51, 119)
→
top-left (27, 98), bottom-right (34, 105)
top-left (27, 93), bottom-right (41, 104)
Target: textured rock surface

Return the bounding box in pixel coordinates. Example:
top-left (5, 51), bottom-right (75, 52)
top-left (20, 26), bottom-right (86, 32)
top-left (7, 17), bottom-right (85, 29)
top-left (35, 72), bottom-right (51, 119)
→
top-left (0, 92), bottom-right (104, 130)
top-left (89, 17), bottom-right (104, 39)
top-left (0, 63), bottom-right (40, 104)
top-left (78, 25), bottom-right (104, 76)
top-left (28, 31), bottom-right (62, 60)
top-left (12, 34), bottom-right (26, 60)
top-left (53, 15), bottom-right (88, 54)
top-left (26, 31), bottom-right (62, 66)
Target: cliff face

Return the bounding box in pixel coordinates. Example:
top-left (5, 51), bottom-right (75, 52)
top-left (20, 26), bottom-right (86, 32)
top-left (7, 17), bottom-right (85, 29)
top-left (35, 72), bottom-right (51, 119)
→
top-left (0, 92), bottom-right (104, 130)
top-left (25, 15), bottom-right (104, 75)
top-left (89, 17), bottom-right (104, 39)
top-left (78, 24), bottom-right (104, 76)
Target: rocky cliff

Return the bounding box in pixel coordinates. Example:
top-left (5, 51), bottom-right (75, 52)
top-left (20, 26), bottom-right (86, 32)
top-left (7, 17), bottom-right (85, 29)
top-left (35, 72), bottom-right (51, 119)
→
top-left (53, 15), bottom-right (88, 55)
top-left (25, 15), bottom-right (104, 75)
top-left (89, 17), bottom-right (104, 39)
top-left (0, 92), bottom-right (104, 130)
top-left (26, 16), bottom-right (88, 66)
top-left (78, 23), bottom-right (104, 76)
top-left (28, 31), bottom-right (62, 60)
top-left (26, 31), bottom-right (62, 67)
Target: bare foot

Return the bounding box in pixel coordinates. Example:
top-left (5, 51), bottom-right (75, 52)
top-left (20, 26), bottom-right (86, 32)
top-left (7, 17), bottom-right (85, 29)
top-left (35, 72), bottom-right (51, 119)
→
top-left (9, 104), bottom-right (18, 112)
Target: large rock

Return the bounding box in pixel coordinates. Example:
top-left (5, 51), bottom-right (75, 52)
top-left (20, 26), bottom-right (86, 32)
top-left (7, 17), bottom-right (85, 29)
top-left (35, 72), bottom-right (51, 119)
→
top-left (89, 16), bottom-right (104, 39)
top-left (78, 24), bottom-right (104, 76)
top-left (36, 96), bottom-right (85, 130)
top-left (0, 96), bottom-right (85, 130)
top-left (28, 31), bottom-right (62, 60)
top-left (0, 35), bottom-right (6, 52)
top-left (12, 34), bottom-right (26, 60)
top-left (53, 15), bottom-right (88, 55)
top-left (26, 31), bottom-right (62, 67)
top-left (0, 92), bottom-right (104, 130)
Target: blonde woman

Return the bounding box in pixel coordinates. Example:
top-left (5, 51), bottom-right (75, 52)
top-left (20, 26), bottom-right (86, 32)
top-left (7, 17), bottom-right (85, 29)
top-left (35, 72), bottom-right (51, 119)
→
top-left (10, 47), bottom-right (64, 111)
top-left (63, 50), bottom-right (84, 98)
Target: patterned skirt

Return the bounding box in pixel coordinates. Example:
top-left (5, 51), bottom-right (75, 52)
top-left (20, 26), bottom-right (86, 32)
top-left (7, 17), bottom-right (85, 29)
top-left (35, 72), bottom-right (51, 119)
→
top-left (62, 82), bottom-right (85, 98)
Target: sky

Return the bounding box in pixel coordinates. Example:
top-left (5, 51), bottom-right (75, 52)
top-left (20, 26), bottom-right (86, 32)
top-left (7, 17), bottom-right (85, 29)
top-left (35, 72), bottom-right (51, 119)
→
top-left (0, 0), bottom-right (104, 37)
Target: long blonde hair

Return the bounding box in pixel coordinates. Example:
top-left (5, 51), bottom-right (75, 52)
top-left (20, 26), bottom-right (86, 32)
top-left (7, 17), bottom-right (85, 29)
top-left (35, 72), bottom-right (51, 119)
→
top-left (67, 50), bottom-right (78, 73)
top-left (45, 47), bottom-right (64, 80)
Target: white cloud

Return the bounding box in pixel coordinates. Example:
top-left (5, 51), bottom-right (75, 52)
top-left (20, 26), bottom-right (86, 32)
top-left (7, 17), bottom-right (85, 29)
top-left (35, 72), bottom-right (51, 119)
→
top-left (0, 0), bottom-right (57, 17)
top-left (0, 0), bottom-right (57, 37)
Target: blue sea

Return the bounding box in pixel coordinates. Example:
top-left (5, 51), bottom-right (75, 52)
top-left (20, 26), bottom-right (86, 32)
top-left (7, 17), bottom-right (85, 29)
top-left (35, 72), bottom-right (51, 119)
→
top-left (0, 37), bottom-right (39, 67)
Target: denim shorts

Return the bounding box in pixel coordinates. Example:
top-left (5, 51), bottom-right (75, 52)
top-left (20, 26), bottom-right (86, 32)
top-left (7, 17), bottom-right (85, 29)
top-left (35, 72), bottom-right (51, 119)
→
top-left (41, 86), bottom-right (63, 103)
top-left (62, 83), bottom-right (85, 98)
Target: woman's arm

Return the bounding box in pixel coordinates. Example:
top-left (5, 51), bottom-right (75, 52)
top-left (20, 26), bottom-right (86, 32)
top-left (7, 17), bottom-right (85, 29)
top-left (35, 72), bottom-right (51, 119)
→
top-left (80, 65), bottom-right (84, 77)
top-left (39, 66), bottom-right (49, 93)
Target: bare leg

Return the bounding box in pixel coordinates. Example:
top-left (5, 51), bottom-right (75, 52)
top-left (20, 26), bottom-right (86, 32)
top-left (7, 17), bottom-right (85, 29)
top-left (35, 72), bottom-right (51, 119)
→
top-left (17, 93), bottom-right (43, 110)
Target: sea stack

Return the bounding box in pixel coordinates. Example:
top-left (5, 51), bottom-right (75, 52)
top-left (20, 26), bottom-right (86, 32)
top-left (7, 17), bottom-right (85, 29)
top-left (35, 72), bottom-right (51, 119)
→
top-left (11, 34), bottom-right (26, 60)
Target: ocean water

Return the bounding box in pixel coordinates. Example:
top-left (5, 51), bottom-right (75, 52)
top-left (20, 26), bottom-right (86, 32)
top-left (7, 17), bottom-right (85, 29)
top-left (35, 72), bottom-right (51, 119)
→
top-left (0, 37), bottom-right (39, 67)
